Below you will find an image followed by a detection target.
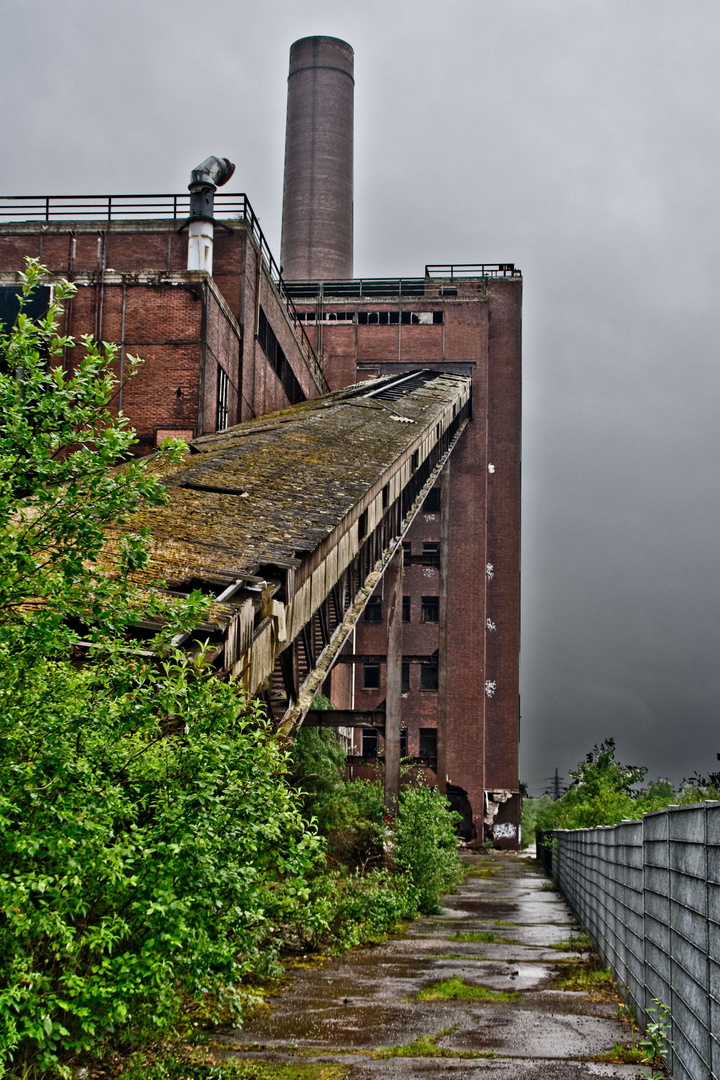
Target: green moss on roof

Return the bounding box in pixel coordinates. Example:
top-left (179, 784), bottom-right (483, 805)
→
top-left (107, 372), bottom-right (469, 589)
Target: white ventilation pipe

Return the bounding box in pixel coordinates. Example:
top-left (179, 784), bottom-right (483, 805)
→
top-left (186, 156), bottom-right (235, 275)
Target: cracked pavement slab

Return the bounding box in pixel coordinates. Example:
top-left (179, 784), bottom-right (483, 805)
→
top-left (218, 853), bottom-right (643, 1078)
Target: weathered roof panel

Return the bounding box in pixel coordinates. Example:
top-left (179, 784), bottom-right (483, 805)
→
top-left (108, 370), bottom-right (470, 589)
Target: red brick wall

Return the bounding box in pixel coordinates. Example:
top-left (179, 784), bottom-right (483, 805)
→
top-left (315, 281), bottom-right (522, 842)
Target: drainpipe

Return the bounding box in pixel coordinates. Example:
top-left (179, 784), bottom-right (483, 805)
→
top-left (186, 156), bottom-right (235, 275)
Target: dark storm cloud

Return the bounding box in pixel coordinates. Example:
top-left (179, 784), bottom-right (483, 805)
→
top-left (2, 0), bottom-right (719, 789)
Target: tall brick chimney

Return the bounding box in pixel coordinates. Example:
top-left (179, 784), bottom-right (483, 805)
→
top-left (280, 36), bottom-right (354, 281)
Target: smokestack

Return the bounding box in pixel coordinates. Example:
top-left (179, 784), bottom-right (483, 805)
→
top-left (281, 36), bottom-right (354, 281)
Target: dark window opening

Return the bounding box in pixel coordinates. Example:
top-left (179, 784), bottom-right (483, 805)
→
top-left (433, 309), bottom-right (445, 322)
top-left (362, 728), bottom-right (378, 758)
top-left (420, 663), bottom-right (438, 691)
top-left (382, 483), bottom-right (389, 510)
top-left (401, 728), bottom-right (408, 757)
top-left (362, 663), bottom-right (381, 690)
top-left (257, 306), bottom-right (305, 405)
top-left (402, 540), bottom-right (412, 557)
top-left (0, 285), bottom-right (51, 333)
top-left (364, 596), bottom-right (382, 623)
top-left (411, 450), bottom-right (419, 472)
top-left (402, 596), bottom-right (411, 622)
top-left (401, 661), bottom-right (410, 691)
top-left (421, 596), bottom-right (439, 623)
top-left (423, 488), bottom-right (441, 513)
top-left (419, 728), bottom-right (438, 765)
top-left (423, 542), bottom-right (440, 555)
top-left (216, 365), bottom-right (229, 432)
top-left (358, 509), bottom-right (368, 540)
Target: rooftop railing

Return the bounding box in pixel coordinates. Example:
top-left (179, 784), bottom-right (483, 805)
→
top-left (424, 263), bottom-right (520, 278)
top-left (0, 193), bottom-right (320, 379)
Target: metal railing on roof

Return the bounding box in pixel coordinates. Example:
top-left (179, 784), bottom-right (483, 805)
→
top-left (284, 265), bottom-right (521, 301)
top-left (0, 192), bottom-right (321, 380)
top-left (424, 263), bottom-right (520, 278)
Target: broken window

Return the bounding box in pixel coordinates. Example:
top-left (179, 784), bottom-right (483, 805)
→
top-left (364, 596), bottom-right (382, 623)
top-left (402, 596), bottom-right (411, 622)
top-left (362, 728), bottom-right (378, 758)
top-left (411, 450), bottom-right (419, 472)
top-left (419, 728), bottom-right (438, 765)
top-left (423, 488), bottom-right (441, 513)
top-left (401, 728), bottom-right (408, 757)
top-left (421, 596), bottom-right (439, 623)
top-left (401, 662), bottom-right (410, 691)
top-left (362, 663), bottom-right (380, 690)
top-left (402, 540), bottom-right (412, 557)
top-left (420, 663), bottom-right (438, 691)
top-left (216, 364), bottom-right (229, 432)
top-left (423, 542), bottom-right (439, 555)
top-left (382, 483), bottom-right (389, 510)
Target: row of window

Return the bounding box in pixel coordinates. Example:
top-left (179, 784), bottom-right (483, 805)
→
top-left (364, 595), bottom-right (439, 623)
top-left (361, 662), bottom-right (438, 692)
top-left (257, 306), bottom-right (305, 405)
top-left (295, 310), bottom-right (444, 325)
top-left (361, 727), bottom-right (438, 760)
top-left (216, 365), bottom-right (229, 431)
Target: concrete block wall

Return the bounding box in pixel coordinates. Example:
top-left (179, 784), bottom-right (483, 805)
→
top-left (544, 802), bottom-right (720, 1080)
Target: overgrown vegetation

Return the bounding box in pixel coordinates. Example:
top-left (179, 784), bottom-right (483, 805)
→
top-left (0, 265), bottom-right (463, 1079)
top-left (535, 738), bottom-right (720, 832)
top-left (416, 976), bottom-right (516, 1002)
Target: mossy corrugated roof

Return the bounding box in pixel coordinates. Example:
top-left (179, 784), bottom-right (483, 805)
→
top-left (107, 371), bottom-right (469, 589)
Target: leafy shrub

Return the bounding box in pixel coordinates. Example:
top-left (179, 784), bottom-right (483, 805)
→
top-left (0, 652), bottom-right (323, 1074)
top-left (537, 738), bottom-right (720, 833)
top-left (395, 782), bottom-right (463, 912)
top-left (289, 728), bottom-right (384, 868)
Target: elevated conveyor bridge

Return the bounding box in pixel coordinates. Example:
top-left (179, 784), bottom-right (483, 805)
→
top-left (107, 370), bottom-right (470, 769)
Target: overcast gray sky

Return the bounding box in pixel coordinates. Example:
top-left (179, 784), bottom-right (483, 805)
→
top-left (3, 0), bottom-right (719, 792)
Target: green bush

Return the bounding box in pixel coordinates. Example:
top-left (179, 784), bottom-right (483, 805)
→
top-left (536, 738), bottom-right (720, 833)
top-left (395, 782), bottom-right (463, 912)
top-left (0, 652), bottom-right (324, 1074)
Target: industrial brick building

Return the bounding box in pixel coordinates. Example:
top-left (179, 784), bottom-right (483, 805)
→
top-left (0, 35), bottom-right (521, 845)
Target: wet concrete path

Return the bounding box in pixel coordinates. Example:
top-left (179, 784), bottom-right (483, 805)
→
top-left (218, 854), bottom-right (642, 1078)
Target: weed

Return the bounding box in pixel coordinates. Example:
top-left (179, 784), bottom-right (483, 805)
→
top-left (553, 960), bottom-right (616, 1001)
top-left (464, 862), bottom-right (497, 879)
top-left (416, 976), bottom-right (517, 1002)
top-left (115, 1049), bottom-right (347, 1080)
top-left (541, 880), bottom-right (559, 892)
top-left (371, 1029), bottom-right (495, 1060)
top-left (551, 933), bottom-right (592, 952)
top-left (639, 999), bottom-right (672, 1079)
top-left (616, 1001), bottom-right (638, 1030)
top-left (593, 1042), bottom-right (645, 1064)
top-left (451, 930), bottom-right (514, 944)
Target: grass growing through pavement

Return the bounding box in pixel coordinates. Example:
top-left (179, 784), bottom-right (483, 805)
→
top-left (554, 959), bottom-right (616, 1000)
top-left (551, 933), bottom-right (592, 952)
top-left (372, 1028), bottom-right (496, 1060)
top-left (593, 1042), bottom-right (645, 1065)
top-left (118, 1053), bottom-right (347, 1080)
top-left (417, 976), bottom-right (517, 1002)
top-left (451, 930), bottom-right (515, 944)
top-left (464, 862), bottom-right (497, 879)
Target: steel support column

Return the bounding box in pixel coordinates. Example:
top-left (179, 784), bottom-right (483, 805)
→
top-left (437, 458), bottom-right (451, 795)
top-left (384, 546), bottom-right (404, 817)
